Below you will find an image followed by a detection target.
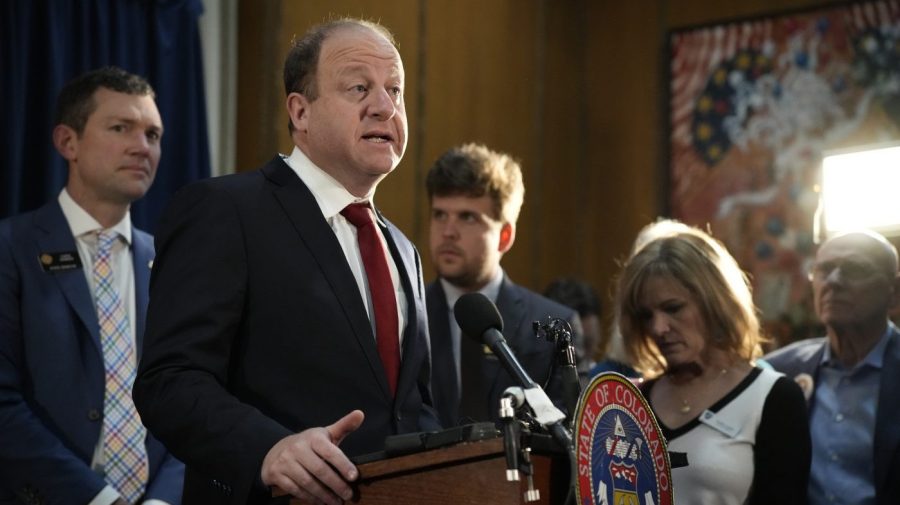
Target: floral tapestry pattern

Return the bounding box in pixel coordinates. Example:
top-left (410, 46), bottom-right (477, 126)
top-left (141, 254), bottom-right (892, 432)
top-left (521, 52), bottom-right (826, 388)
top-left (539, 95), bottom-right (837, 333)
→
top-left (669, 0), bottom-right (900, 345)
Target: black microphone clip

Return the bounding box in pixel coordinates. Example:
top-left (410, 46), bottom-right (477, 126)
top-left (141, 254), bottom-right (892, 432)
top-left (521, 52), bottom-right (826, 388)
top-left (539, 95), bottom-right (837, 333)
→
top-left (455, 293), bottom-right (574, 453)
top-left (533, 316), bottom-right (581, 423)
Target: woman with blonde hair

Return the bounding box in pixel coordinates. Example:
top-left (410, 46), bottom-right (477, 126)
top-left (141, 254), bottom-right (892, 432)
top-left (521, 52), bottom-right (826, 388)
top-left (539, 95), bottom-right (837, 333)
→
top-left (616, 221), bottom-right (810, 504)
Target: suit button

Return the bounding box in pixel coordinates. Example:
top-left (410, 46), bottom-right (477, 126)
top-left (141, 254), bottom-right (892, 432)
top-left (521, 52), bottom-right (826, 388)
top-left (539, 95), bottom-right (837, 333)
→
top-left (87, 409), bottom-right (101, 421)
top-left (395, 412), bottom-right (402, 422)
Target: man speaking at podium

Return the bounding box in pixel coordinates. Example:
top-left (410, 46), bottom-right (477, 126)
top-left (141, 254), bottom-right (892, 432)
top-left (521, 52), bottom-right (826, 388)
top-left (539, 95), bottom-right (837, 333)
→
top-left (134, 18), bottom-right (438, 505)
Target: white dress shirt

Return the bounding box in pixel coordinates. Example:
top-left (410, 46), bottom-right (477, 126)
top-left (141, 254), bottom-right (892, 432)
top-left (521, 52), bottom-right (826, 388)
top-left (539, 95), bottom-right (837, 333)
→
top-left (58, 190), bottom-right (167, 505)
top-left (283, 147), bottom-right (408, 351)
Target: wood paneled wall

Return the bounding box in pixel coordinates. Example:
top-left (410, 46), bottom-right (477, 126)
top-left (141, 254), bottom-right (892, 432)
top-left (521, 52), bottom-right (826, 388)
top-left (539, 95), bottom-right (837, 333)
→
top-left (236, 0), bottom-right (843, 316)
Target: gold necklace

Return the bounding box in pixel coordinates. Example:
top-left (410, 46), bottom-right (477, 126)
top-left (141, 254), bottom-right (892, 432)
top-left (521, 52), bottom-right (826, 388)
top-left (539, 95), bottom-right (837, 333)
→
top-left (678, 368), bottom-right (728, 414)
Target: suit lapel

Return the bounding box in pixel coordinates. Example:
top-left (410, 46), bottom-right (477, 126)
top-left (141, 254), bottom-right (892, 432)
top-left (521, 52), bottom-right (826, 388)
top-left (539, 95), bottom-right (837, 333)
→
top-left (493, 275), bottom-right (526, 392)
top-left (874, 326), bottom-right (900, 496)
top-left (426, 282), bottom-right (457, 425)
top-left (132, 230), bottom-right (153, 358)
top-left (495, 275), bottom-right (527, 349)
top-left (34, 201), bottom-right (101, 357)
top-left (264, 159), bottom-right (391, 400)
top-left (798, 342), bottom-right (827, 413)
top-left (380, 220), bottom-right (422, 402)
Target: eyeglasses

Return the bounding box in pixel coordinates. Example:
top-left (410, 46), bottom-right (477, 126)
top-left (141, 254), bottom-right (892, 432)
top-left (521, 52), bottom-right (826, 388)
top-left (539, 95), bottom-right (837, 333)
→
top-left (808, 259), bottom-right (882, 283)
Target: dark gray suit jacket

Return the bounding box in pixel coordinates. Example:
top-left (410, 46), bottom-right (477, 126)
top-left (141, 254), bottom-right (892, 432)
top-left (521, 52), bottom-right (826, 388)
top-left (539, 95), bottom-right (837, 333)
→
top-left (765, 324), bottom-right (900, 505)
top-left (427, 275), bottom-right (579, 427)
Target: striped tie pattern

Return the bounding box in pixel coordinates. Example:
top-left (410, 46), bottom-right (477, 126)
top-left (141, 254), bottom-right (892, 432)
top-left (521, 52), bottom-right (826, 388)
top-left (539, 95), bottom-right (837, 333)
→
top-left (93, 229), bottom-right (148, 502)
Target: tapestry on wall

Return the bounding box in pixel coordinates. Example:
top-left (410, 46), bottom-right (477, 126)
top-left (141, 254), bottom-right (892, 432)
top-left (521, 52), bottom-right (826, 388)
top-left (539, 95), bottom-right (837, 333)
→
top-left (669, 0), bottom-right (900, 345)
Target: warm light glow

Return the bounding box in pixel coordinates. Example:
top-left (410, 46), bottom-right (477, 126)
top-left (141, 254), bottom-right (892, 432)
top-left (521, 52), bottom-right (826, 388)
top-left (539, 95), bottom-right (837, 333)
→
top-left (821, 143), bottom-right (900, 237)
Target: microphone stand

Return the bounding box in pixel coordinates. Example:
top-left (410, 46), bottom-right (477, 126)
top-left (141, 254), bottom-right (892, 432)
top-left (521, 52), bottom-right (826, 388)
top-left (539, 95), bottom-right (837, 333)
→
top-left (454, 294), bottom-right (578, 504)
top-left (533, 318), bottom-right (581, 425)
top-left (498, 388), bottom-right (545, 503)
top-left (532, 318), bottom-right (581, 505)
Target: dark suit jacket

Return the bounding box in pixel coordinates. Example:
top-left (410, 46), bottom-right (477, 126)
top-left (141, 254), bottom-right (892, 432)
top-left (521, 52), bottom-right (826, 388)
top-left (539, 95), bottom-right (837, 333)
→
top-left (427, 276), bottom-right (579, 427)
top-left (133, 157), bottom-right (439, 504)
top-left (0, 200), bottom-right (183, 505)
top-left (765, 325), bottom-right (900, 505)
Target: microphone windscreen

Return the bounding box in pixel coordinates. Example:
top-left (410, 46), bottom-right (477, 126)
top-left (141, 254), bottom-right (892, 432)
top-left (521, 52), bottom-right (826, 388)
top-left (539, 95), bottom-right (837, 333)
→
top-left (454, 292), bottom-right (504, 341)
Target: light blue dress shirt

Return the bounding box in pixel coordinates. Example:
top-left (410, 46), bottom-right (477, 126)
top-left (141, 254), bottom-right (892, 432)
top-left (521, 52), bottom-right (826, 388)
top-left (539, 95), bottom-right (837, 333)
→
top-left (809, 327), bottom-right (893, 505)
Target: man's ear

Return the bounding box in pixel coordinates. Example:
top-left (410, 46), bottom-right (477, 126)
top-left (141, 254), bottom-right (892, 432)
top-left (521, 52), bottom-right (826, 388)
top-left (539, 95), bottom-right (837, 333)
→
top-left (286, 92), bottom-right (310, 134)
top-left (890, 273), bottom-right (900, 310)
top-left (498, 223), bottom-right (516, 254)
top-left (52, 124), bottom-right (78, 162)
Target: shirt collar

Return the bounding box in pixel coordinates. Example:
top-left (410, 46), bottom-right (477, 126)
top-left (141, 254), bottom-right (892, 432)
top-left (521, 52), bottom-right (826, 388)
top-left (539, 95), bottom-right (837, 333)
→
top-left (58, 188), bottom-right (132, 245)
top-left (821, 321), bottom-right (895, 371)
top-left (283, 147), bottom-right (381, 224)
top-left (440, 267), bottom-right (505, 312)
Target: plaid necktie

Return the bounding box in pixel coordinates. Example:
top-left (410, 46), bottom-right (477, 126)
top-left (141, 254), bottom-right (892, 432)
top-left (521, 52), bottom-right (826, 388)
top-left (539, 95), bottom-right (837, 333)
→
top-left (93, 229), bottom-right (148, 502)
top-left (341, 203), bottom-right (401, 396)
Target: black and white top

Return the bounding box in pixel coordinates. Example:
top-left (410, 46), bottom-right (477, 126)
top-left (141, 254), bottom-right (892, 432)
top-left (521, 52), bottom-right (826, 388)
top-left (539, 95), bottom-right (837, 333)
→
top-left (643, 367), bottom-right (810, 505)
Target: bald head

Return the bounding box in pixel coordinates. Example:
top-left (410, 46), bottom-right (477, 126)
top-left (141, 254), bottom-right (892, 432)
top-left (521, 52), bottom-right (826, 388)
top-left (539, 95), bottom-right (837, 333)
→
top-left (821, 231), bottom-right (899, 279)
top-left (284, 18), bottom-right (397, 102)
top-left (811, 230), bottom-right (900, 342)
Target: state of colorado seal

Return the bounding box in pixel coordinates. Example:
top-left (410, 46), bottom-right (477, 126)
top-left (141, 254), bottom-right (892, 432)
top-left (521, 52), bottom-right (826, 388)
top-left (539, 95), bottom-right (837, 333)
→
top-left (574, 373), bottom-right (674, 505)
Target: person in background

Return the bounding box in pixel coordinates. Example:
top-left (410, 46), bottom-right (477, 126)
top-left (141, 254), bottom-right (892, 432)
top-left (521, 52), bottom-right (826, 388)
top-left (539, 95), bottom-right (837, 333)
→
top-left (617, 220), bottom-right (810, 504)
top-left (0, 67), bottom-right (183, 504)
top-left (590, 218), bottom-right (696, 382)
top-left (765, 230), bottom-right (900, 505)
top-left (426, 143), bottom-right (580, 427)
top-left (133, 19), bottom-right (439, 505)
top-left (543, 277), bottom-right (602, 386)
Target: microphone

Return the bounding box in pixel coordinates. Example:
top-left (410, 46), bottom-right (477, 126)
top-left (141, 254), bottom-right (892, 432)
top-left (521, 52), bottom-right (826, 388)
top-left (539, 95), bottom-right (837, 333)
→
top-left (454, 293), bottom-right (537, 389)
top-left (454, 293), bottom-right (573, 451)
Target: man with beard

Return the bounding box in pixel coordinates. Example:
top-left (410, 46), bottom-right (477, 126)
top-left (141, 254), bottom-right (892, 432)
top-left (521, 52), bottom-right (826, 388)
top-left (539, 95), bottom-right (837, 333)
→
top-left (425, 143), bottom-right (580, 428)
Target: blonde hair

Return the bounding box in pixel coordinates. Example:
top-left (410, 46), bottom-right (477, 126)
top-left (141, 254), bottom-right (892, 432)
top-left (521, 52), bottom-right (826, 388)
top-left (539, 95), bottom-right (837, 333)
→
top-left (604, 219), bottom-right (697, 364)
top-left (615, 224), bottom-right (762, 377)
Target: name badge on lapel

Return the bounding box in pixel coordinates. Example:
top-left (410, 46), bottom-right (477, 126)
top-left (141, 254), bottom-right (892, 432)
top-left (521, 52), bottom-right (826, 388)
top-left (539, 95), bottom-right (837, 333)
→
top-left (39, 251), bottom-right (82, 273)
top-left (699, 409), bottom-right (739, 438)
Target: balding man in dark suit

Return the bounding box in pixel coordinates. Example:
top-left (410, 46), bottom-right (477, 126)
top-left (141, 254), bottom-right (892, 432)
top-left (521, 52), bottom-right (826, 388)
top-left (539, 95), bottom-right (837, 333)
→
top-left (134, 19), bottom-right (438, 505)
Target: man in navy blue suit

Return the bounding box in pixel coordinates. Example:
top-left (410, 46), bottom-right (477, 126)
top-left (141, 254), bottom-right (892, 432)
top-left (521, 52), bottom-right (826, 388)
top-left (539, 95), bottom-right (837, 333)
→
top-left (0, 68), bottom-right (183, 504)
top-left (133, 19), bottom-right (438, 505)
top-left (766, 230), bottom-right (900, 505)
top-left (425, 143), bottom-right (580, 427)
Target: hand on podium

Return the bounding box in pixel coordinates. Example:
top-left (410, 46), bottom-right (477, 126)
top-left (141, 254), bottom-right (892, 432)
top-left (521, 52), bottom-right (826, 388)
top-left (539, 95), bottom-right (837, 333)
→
top-left (263, 410), bottom-right (365, 505)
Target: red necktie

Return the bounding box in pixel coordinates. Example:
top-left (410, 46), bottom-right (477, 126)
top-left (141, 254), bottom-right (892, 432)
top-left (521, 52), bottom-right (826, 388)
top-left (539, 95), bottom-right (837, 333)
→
top-left (341, 203), bottom-right (400, 396)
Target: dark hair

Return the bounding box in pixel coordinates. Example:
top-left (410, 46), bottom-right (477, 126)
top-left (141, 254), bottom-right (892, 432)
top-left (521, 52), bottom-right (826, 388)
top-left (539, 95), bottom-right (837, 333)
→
top-left (544, 278), bottom-right (601, 318)
top-left (425, 143), bottom-right (525, 224)
top-left (54, 66), bottom-right (155, 135)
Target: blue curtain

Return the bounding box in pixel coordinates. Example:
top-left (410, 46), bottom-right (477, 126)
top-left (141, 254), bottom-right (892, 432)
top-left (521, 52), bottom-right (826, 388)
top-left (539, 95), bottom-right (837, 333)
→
top-left (1, 0), bottom-right (210, 233)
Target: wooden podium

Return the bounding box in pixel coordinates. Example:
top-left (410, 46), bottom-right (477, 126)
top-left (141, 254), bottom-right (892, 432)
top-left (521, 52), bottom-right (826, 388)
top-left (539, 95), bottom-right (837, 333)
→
top-left (276, 436), bottom-right (569, 504)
